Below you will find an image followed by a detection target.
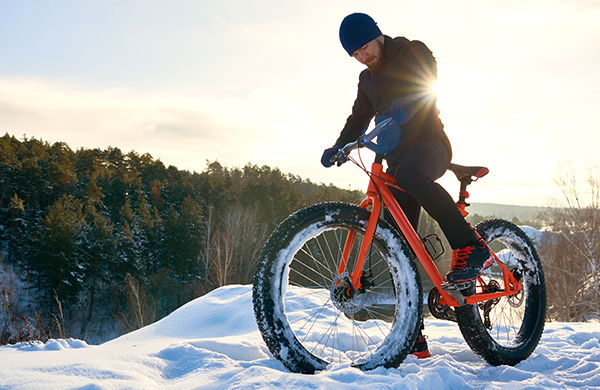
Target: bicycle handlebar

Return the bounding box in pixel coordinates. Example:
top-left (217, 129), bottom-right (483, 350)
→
top-left (330, 117), bottom-right (395, 165)
top-left (329, 95), bottom-right (434, 166)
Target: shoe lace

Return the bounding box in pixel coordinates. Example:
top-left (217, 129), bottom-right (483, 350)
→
top-left (452, 246), bottom-right (474, 270)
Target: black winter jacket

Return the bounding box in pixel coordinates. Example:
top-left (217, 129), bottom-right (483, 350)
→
top-left (334, 35), bottom-right (451, 170)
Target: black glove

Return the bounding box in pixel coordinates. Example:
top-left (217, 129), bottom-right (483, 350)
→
top-left (321, 146), bottom-right (342, 168)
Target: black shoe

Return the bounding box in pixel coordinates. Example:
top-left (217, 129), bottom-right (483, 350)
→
top-left (409, 335), bottom-right (431, 359)
top-left (445, 239), bottom-right (492, 283)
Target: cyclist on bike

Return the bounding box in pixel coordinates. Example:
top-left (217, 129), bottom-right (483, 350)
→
top-left (321, 13), bottom-right (493, 357)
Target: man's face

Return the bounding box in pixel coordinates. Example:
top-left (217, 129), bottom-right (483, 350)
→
top-left (352, 36), bottom-right (384, 73)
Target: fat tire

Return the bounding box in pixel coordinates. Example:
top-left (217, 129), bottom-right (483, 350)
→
top-left (252, 202), bottom-right (422, 374)
top-left (455, 218), bottom-right (546, 366)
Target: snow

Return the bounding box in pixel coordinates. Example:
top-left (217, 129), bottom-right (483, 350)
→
top-left (519, 225), bottom-right (544, 245)
top-left (1, 285), bottom-right (599, 390)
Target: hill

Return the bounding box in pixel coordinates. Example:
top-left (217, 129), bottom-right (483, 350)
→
top-left (0, 285), bottom-right (598, 389)
top-left (468, 202), bottom-right (549, 221)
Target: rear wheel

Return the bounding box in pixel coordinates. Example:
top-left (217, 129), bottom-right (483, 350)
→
top-left (252, 202), bottom-right (422, 373)
top-left (455, 219), bottom-right (546, 366)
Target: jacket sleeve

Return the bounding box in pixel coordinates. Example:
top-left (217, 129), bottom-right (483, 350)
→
top-left (334, 73), bottom-right (375, 146)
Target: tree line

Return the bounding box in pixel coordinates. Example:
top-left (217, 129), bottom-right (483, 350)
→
top-left (2, 133), bottom-right (598, 344)
top-left (0, 134), bottom-right (363, 343)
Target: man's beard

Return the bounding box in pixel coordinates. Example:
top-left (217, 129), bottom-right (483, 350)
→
top-left (366, 56), bottom-right (384, 73)
top-left (365, 39), bottom-right (385, 73)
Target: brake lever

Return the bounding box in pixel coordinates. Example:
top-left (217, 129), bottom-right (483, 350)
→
top-left (330, 149), bottom-right (349, 166)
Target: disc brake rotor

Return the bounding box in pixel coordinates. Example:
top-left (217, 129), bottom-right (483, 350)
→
top-left (330, 272), bottom-right (367, 314)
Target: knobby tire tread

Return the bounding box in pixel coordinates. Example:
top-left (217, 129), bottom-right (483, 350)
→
top-left (455, 218), bottom-right (546, 366)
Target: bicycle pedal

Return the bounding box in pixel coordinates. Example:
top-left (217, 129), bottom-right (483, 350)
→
top-left (441, 280), bottom-right (475, 307)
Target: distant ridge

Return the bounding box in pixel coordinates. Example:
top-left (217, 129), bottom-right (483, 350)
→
top-left (468, 203), bottom-right (549, 221)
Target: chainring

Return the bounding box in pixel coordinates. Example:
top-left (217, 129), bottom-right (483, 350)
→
top-left (428, 286), bottom-right (457, 322)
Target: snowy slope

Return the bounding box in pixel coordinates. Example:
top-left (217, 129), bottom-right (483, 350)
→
top-left (0, 285), bottom-right (599, 390)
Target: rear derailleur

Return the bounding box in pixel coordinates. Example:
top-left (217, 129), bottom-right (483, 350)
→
top-left (479, 280), bottom-right (501, 330)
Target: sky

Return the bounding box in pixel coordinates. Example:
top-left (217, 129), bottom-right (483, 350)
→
top-left (1, 0), bottom-right (599, 207)
top-left (1, 284), bottom-right (600, 389)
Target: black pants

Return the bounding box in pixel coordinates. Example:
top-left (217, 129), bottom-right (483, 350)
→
top-left (385, 140), bottom-right (478, 250)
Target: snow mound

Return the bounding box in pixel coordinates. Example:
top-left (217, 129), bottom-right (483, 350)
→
top-left (0, 284), bottom-right (599, 389)
top-left (519, 225), bottom-right (544, 244)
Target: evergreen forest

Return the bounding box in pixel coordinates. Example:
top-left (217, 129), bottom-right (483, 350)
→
top-left (0, 134), bottom-right (364, 343)
top-left (2, 133), bottom-right (598, 344)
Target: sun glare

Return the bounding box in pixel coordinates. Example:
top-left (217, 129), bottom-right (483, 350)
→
top-left (433, 77), bottom-right (464, 114)
top-left (433, 61), bottom-right (514, 117)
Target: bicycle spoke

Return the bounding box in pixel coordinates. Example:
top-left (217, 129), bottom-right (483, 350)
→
top-left (289, 264), bottom-right (330, 289)
top-left (301, 239), bottom-right (335, 285)
top-left (283, 227), bottom-right (401, 365)
top-left (362, 305), bottom-right (395, 324)
top-left (477, 243), bottom-right (530, 347)
top-left (319, 229), bottom-right (346, 274)
top-left (312, 311), bottom-right (342, 356)
top-left (297, 246), bottom-right (334, 286)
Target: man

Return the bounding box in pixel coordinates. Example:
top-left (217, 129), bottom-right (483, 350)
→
top-left (321, 13), bottom-right (492, 358)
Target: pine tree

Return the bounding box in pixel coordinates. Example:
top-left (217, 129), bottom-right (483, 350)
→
top-left (28, 195), bottom-right (85, 310)
top-left (79, 202), bottom-right (117, 332)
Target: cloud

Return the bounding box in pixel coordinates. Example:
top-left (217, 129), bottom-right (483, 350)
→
top-left (420, 27), bottom-right (471, 45)
top-left (0, 79), bottom-right (223, 165)
top-left (0, 78), bottom-right (334, 178)
top-left (1, 0), bottom-right (599, 206)
top-left (559, 0), bottom-right (600, 9)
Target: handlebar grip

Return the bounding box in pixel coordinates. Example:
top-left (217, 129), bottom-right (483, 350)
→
top-left (330, 149), bottom-right (349, 166)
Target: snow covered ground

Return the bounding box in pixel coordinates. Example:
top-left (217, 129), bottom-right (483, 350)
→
top-left (0, 284), bottom-right (599, 390)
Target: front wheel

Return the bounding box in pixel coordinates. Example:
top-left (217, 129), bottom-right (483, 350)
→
top-left (252, 202), bottom-right (422, 374)
top-left (455, 218), bottom-right (546, 366)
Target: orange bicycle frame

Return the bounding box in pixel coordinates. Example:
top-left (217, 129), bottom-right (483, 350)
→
top-left (337, 160), bottom-right (521, 308)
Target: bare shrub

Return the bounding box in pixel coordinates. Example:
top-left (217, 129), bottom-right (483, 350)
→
top-left (207, 203), bottom-right (269, 287)
top-left (121, 274), bottom-right (156, 331)
top-left (541, 161), bottom-right (600, 321)
top-left (0, 261), bottom-right (42, 344)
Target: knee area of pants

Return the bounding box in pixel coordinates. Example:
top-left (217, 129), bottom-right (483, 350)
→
top-left (395, 171), bottom-right (424, 192)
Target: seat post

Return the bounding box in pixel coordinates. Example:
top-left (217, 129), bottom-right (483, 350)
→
top-left (457, 180), bottom-right (471, 218)
top-left (448, 163), bottom-right (489, 219)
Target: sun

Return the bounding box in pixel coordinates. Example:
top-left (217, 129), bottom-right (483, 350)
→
top-left (433, 61), bottom-right (494, 116)
top-left (432, 72), bottom-right (467, 115)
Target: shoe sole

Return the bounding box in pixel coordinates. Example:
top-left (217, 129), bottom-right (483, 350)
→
top-left (445, 270), bottom-right (483, 283)
top-left (410, 350), bottom-right (431, 359)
